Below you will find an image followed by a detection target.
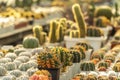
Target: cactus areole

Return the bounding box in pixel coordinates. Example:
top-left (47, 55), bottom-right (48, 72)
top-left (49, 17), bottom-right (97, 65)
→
top-left (72, 4), bottom-right (86, 38)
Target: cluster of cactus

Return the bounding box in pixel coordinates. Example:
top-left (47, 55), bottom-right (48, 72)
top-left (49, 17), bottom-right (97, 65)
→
top-left (94, 6), bottom-right (113, 20)
top-left (113, 62), bottom-right (120, 72)
top-left (49, 18), bottom-right (67, 43)
top-left (71, 46), bottom-right (86, 60)
top-left (80, 61), bottom-right (95, 71)
top-left (72, 4), bottom-right (86, 38)
top-left (22, 36), bottom-right (39, 48)
top-left (86, 75), bottom-right (97, 80)
top-left (95, 16), bottom-right (110, 27)
top-left (37, 49), bottom-right (61, 68)
top-left (51, 47), bottom-right (73, 67)
top-left (76, 41), bottom-right (93, 50)
top-left (69, 50), bottom-right (81, 63)
top-left (87, 27), bottom-right (104, 37)
top-left (65, 23), bottom-right (80, 38)
top-left (33, 25), bottom-right (47, 45)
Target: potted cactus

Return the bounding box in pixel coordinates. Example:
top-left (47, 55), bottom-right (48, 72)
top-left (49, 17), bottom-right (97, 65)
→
top-left (64, 3), bottom-right (87, 48)
top-left (95, 16), bottom-right (112, 37)
top-left (37, 48), bottom-right (61, 80)
top-left (86, 27), bottom-right (106, 51)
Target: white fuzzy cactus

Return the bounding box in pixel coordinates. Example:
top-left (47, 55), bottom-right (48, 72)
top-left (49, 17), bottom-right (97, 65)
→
top-left (15, 56), bottom-right (29, 63)
top-left (5, 53), bottom-right (17, 61)
top-left (5, 62), bottom-right (16, 71)
top-left (2, 75), bottom-right (16, 80)
top-left (13, 60), bottom-right (22, 68)
top-left (0, 66), bottom-right (7, 76)
top-left (27, 68), bottom-right (37, 76)
top-left (14, 48), bottom-right (26, 56)
top-left (17, 75), bottom-right (29, 80)
top-left (19, 52), bottom-right (32, 58)
top-left (0, 58), bottom-right (12, 63)
top-left (9, 70), bottom-right (22, 77)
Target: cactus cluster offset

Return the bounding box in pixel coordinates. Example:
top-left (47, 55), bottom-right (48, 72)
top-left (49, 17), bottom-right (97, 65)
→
top-left (33, 25), bottom-right (47, 45)
top-left (87, 27), bottom-right (104, 37)
top-left (72, 4), bottom-right (86, 38)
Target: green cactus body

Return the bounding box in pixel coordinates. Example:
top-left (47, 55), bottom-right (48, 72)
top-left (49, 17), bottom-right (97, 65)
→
top-left (76, 42), bottom-right (90, 50)
top-left (57, 25), bottom-right (64, 42)
top-left (33, 26), bottom-right (46, 45)
top-left (22, 36), bottom-right (39, 48)
top-left (80, 61), bottom-right (95, 71)
top-left (70, 50), bottom-right (81, 63)
top-left (95, 6), bottom-right (113, 20)
top-left (87, 27), bottom-right (103, 37)
top-left (49, 20), bottom-right (58, 43)
top-left (72, 4), bottom-right (86, 38)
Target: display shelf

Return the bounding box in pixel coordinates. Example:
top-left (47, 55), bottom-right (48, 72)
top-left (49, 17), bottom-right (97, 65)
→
top-left (0, 11), bottom-right (63, 45)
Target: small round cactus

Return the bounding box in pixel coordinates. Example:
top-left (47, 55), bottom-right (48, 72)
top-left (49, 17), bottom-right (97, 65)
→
top-left (15, 56), bottom-right (29, 63)
top-left (13, 60), bottom-right (22, 68)
top-left (2, 75), bottom-right (16, 80)
top-left (19, 52), bottom-right (32, 58)
top-left (27, 68), bottom-right (37, 76)
top-left (0, 66), bottom-right (7, 76)
top-left (5, 62), bottom-right (17, 71)
top-left (5, 53), bottom-right (17, 61)
top-left (22, 36), bottom-right (39, 48)
top-left (17, 75), bottom-right (29, 80)
top-left (9, 70), bottom-right (22, 77)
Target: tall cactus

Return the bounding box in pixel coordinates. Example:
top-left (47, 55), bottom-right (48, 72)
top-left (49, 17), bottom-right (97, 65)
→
top-left (57, 25), bottom-right (64, 42)
top-left (33, 25), bottom-right (46, 45)
top-left (49, 20), bottom-right (58, 43)
top-left (72, 4), bottom-right (86, 38)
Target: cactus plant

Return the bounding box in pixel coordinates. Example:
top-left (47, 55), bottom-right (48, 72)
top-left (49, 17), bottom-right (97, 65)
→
top-left (70, 50), bottom-right (81, 63)
top-left (71, 46), bottom-right (86, 60)
top-left (76, 42), bottom-right (93, 50)
top-left (33, 25), bottom-right (46, 45)
top-left (9, 70), bottom-right (22, 77)
top-left (49, 20), bottom-right (58, 43)
top-left (72, 3), bottom-right (86, 38)
top-left (113, 62), bottom-right (120, 72)
top-left (56, 25), bottom-right (64, 42)
top-left (0, 66), bottom-right (7, 76)
top-left (87, 27), bottom-right (104, 37)
top-left (23, 36), bottom-right (39, 48)
top-left (94, 6), bottom-right (113, 20)
top-left (37, 50), bottom-right (61, 68)
top-left (5, 62), bottom-right (17, 71)
top-left (80, 61), bottom-right (95, 71)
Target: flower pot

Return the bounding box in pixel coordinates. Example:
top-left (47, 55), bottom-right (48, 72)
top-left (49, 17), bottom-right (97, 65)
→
top-left (86, 37), bottom-right (105, 51)
top-left (64, 36), bottom-right (86, 48)
top-left (38, 67), bottom-right (60, 80)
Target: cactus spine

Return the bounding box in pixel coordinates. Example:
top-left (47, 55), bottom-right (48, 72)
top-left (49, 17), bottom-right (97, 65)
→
top-left (49, 20), bottom-right (58, 43)
top-left (72, 4), bottom-right (86, 38)
top-left (33, 26), bottom-right (46, 45)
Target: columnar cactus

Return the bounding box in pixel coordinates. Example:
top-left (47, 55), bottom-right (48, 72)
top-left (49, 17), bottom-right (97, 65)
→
top-left (114, 3), bottom-right (119, 17)
top-left (49, 20), bottom-right (58, 43)
top-left (72, 4), bottom-right (86, 38)
top-left (56, 25), bottom-right (64, 42)
top-left (33, 25), bottom-right (46, 45)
